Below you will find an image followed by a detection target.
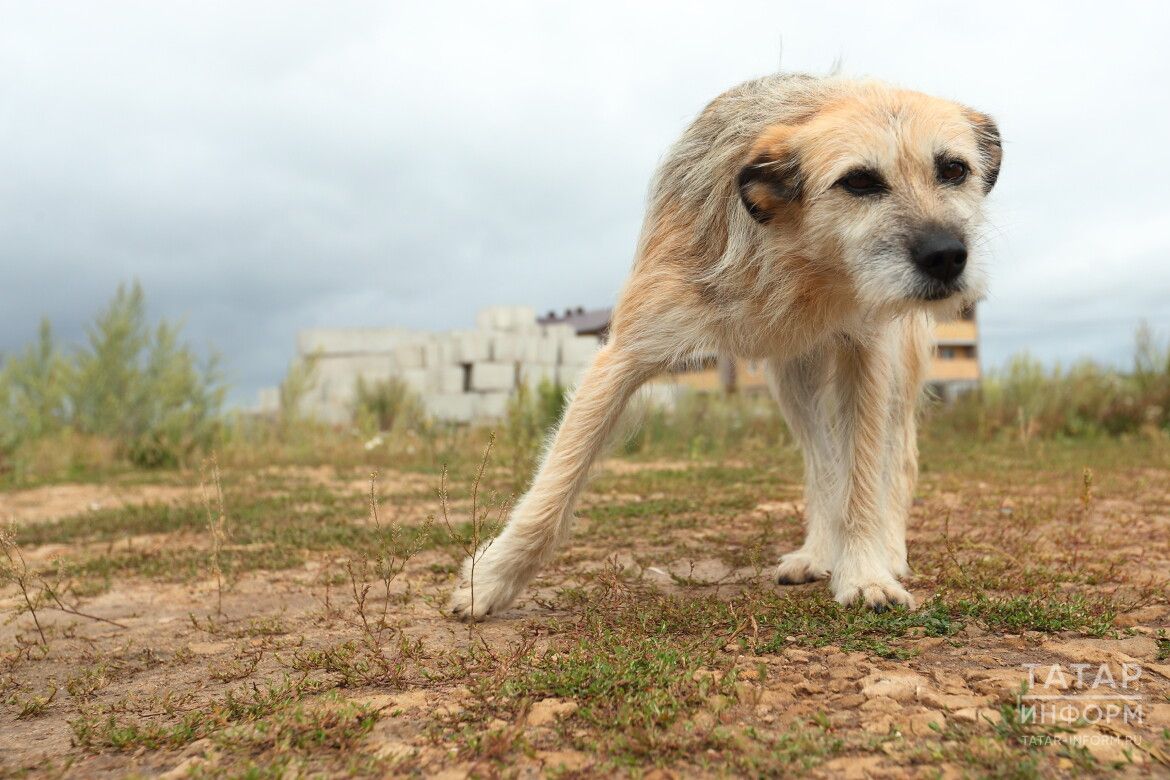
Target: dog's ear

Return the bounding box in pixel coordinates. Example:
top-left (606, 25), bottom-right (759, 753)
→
top-left (966, 110), bottom-right (1002, 194)
top-left (738, 126), bottom-right (802, 224)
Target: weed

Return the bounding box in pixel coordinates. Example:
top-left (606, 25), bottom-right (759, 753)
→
top-left (65, 664), bottom-right (113, 703)
top-left (11, 685), bottom-right (57, 719)
top-left (343, 470), bottom-right (433, 637)
top-left (1, 528), bottom-right (127, 647)
top-left (1, 527), bottom-right (48, 646)
top-left (439, 433), bottom-right (512, 626)
top-left (200, 453), bottom-right (230, 615)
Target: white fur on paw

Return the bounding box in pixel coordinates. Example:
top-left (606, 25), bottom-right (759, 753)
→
top-left (447, 549), bottom-right (527, 622)
top-left (447, 573), bottom-right (518, 622)
top-left (832, 575), bottom-right (915, 611)
top-left (775, 550), bottom-right (830, 585)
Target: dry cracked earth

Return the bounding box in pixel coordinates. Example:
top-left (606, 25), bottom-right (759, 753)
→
top-left (2, 437), bottom-right (1170, 778)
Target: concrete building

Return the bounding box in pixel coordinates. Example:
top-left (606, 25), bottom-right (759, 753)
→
top-left (259, 303), bottom-right (980, 425)
top-left (259, 306), bottom-right (602, 424)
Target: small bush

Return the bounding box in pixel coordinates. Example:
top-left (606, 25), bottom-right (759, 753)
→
top-left (352, 376), bottom-right (426, 436)
top-left (500, 379), bottom-right (567, 489)
top-left (0, 319), bottom-right (69, 454)
top-left (0, 282), bottom-right (224, 479)
top-left (928, 323), bottom-right (1170, 441)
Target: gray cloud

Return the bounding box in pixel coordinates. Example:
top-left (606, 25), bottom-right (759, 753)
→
top-left (2, 1), bottom-right (1169, 403)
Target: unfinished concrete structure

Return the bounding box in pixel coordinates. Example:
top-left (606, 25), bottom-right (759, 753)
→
top-left (261, 302), bottom-right (980, 425)
top-left (269, 306), bottom-right (601, 424)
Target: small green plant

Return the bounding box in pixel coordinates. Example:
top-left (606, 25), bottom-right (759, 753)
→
top-left (1155, 631), bottom-right (1170, 661)
top-left (12, 685), bottom-right (58, 719)
top-left (352, 376), bottom-right (426, 436)
top-left (500, 378), bottom-right (566, 490)
top-left (277, 352), bottom-right (319, 437)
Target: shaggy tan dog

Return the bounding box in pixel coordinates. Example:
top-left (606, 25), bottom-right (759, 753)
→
top-left (450, 73), bottom-right (1002, 619)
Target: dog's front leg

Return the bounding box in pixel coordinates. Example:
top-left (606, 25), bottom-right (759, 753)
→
top-left (766, 349), bottom-right (838, 584)
top-left (879, 314), bottom-right (932, 578)
top-left (830, 332), bottom-right (916, 610)
top-left (449, 344), bottom-right (653, 620)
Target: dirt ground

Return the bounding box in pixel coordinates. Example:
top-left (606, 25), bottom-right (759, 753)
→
top-left (2, 439), bottom-right (1170, 778)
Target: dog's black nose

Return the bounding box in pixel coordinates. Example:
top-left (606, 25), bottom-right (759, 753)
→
top-left (911, 230), bottom-right (967, 283)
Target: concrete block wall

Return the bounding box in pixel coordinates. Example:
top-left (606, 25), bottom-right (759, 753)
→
top-left (519, 363), bottom-right (557, 390)
top-left (469, 362), bottom-right (515, 392)
top-left (298, 328), bottom-right (412, 355)
top-left (270, 306), bottom-right (601, 424)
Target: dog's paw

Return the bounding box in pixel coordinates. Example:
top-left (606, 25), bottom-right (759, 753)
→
top-left (775, 549), bottom-right (830, 585)
top-left (832, 575), bottom-right (915, 612)
top-left (447, 553), bottom-right (527, 622)
top-left (448, 575), bottom-right (516, 622)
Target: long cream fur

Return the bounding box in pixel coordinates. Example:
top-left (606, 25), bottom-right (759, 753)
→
top-left (449, 73), bottom-right (1001, 619)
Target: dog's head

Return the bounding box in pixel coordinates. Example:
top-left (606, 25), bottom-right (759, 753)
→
top-left (738, 82), bottom-right (1002, 315)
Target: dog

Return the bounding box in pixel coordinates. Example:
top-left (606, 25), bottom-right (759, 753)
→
top-left (449, 73), bottom-right (1002, 619)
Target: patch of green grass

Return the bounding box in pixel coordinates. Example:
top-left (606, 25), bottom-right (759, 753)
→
top-left (596, 464), bottom-right (784, 491)
top-left (504, 633), bottom-right (714, 734)
top-left (1156, 631), bottom-right (1170, 661)
top-left (214, 693), bottom-right (377, 754)
top-left (929, 702), bottom-right (1100, 779)
top-left (71, 545), bottom-right (307, 585)
top-left (71, 687), bottom-right (381, 777)
top-left (756, 594), bottom-right (960, 658)
top-left (449, 573), bottom-right (913, 768)
top-left (953, 594), bottom-right (1116, 635)
top-left (70, 709), bottom-right (206, 752)
top-left (581, 497), bottom-right (706, 539)
top-left (581, 491), bottom-right (761, 542)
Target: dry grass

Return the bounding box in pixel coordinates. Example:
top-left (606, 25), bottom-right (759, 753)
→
top-left (1, 432), bottom-right (1169, 777)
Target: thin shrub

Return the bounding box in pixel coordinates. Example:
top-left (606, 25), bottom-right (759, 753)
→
top-left (352, 376), bottom-right (427, 436)
top-left (71, 283), bottom-right (224, 467)
top-left (927, 324), bottom-right (1170, 441)
top-left (500, 378), bottom-right (567, 490)
top-left (0, 319), bottom-right (69, 452)
top-left (0, 283), bottom-right (224, 479)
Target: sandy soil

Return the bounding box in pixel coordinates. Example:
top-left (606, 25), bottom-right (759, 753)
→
top-left (2, 448), bottom-right (1170, 777)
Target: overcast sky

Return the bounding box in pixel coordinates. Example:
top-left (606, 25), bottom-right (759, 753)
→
top-left (3, 2), bottom-right (1169, 405)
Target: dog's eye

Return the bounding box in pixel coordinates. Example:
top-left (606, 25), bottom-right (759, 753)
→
top-left (839, 170), bottom-right (886, 196)
top-left (938, 159), bottom-right (968, 184)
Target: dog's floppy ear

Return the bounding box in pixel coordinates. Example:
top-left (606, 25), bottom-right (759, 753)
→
top-left (738, 126), bottom-right (802, 224)
top-left (966, 110), bottom-right (1002, 194)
